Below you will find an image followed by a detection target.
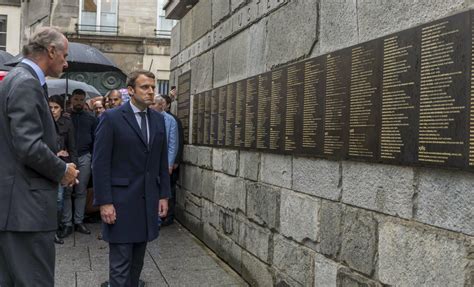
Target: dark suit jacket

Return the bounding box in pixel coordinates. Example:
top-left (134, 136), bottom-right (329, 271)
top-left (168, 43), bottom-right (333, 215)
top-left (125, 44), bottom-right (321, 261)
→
top-left (56, 115), bottom-right (77, 164)
top-left (92, 101), bottom-right (171, 243)
top-left (0, 63), bottom-right (66, 232)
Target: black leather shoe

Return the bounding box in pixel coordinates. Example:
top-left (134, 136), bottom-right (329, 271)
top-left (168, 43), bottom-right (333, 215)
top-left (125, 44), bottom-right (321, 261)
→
top-left (54, 234), bottom-right (64, 244)
top-left (75, 223), bottom-right (91, 234)
top-left (58, 225), bottom-right (73, 238)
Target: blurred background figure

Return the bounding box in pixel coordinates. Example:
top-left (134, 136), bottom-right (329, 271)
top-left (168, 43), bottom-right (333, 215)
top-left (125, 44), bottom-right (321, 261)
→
top-left (93, 99), bottom-right (106, 117)
top-left (106, 89), bottom-right (123, 108)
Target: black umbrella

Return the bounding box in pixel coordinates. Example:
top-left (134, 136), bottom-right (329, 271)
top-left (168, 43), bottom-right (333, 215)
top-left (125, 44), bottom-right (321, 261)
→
top-left (0, 51), bottom-right (14, 71)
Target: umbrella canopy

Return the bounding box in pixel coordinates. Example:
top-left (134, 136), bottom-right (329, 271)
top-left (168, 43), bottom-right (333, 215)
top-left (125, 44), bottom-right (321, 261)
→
top-left (0, 51), bottom-right (14, 71)
top-left (46, 79), bottom-right (102, 100)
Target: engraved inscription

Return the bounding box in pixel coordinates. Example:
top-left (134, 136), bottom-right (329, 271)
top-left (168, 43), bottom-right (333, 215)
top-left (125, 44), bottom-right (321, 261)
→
top-left (270, 69), bottom-right (285, 151)
top-left (225, 84), bottom-right (235, 147)
top-left (245, 77), bottom-right (257, 148)
top-left (257, 73), bottom-right (271, 149)
top-left (218, 86), bottom-right (227, 146)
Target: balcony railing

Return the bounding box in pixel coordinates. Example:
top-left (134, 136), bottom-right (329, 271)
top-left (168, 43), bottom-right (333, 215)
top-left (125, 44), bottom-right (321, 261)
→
top-left (154, 29), bottom-right (171, 39)
top-left (75, 24), bottom-right (119, 36)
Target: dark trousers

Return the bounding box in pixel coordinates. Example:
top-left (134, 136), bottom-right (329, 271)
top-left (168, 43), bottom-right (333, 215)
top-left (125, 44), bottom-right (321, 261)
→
top-left (0, 231), bottom-right (55, 287)
top-left (109, 242), bottom-right (147, 287)
top-left (167, 166), bottom-right (179, 220)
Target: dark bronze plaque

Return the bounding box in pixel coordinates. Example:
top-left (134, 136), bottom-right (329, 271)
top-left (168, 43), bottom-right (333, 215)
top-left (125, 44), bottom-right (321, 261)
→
top-left (197, 93), bottom-right (205, 145)
top-left (234, 79), bottom-right (247, 148)
top-left (225, 83), bottom-right (236, 147)
top-left (177, 71), bottom-right (191, 144)
top-left (324, 50), bottom-right (350, 159)
top-left (470, 10), bottom-right (474, 168)
top-left (257, 72), bottom-right (271, 150)
top-left (218, 86), bottom-right (227, 146)
top-left (210, 89), bottom-right (219, 145)
top-left (269, 68), bottom-right (287, 152)
top-left (244, 76), bottom-right (258, 149)
top-left (285, 62), bottom-right (304, 152)
top-left (348, 39), bottom-right (382, 160)
top-left (192, 93), bottom-right (199, 144)
top-left (203, 90), bottom-right (212, 145)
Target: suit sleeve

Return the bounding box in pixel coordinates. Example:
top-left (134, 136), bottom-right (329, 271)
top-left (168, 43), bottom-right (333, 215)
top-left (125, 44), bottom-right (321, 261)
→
top-left (168, 117), bottom-right (178, 167)
top-left (159, 118), bottom-right (171, 199)
top-left (92, 112), bottom-right (114, 205)
top-left (7, 79), bottom-right (66, 182)
top-left (67, 118), bottom-right (78, 165)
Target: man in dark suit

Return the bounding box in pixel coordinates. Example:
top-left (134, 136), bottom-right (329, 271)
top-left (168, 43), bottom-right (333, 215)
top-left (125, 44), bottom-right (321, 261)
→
top-left (0, 27), bottom-right (79, 286)
top-left (93, 70), bottom-right (170, 286)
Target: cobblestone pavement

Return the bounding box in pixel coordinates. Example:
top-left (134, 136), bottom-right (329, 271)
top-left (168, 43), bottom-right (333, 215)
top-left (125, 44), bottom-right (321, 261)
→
top-left (55, 222), bottom-right (248, 287)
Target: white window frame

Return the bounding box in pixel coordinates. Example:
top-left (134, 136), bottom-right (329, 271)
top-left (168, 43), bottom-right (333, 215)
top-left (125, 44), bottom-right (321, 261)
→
top-left (78, 0), bottom-right (118, 34)
top-left (156, 0), bottom-right (176, 38)
top-left (0, 15), bottom-right (7, 51)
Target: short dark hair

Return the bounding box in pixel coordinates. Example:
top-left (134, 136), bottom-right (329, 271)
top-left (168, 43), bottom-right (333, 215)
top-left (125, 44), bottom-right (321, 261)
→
top-left (126, 70), bottom-right (155, 88)
top-left (48, 95), bottom-right (65, 108)
top-left (71, 89), bottom-right (86, 97)
top-left (162, 95), bottom-right (172, 106)
top-left (170, 86), bottom-right (176, 90)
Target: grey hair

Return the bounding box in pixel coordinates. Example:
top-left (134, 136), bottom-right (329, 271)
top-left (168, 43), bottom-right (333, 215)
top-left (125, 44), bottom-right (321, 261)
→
top-left (22, 27), bottom-right (66, 57)
top-left (154, 95), bottom-right (164, 103)
top-left (105, 89), bottom-right (121, 97)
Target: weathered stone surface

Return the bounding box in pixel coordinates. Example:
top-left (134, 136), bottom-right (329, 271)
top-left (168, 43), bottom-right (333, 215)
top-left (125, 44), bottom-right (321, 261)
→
top-left (202, 199), bottom-right (220, 229)
top-left (340, 208), bottom-right (377, 276)
top-left (182, 211), bottom-right (204, 239)
top-left (318, 0), bottom-right (358, 55)
top-left (273, 235), bottom-right (314, 286)
top-left (246, 182), bottom-right (280, 229)
top-left (203, 222), bottom-right (219, 252)
top-left (318, 201), bottom-right (343, 259)
top-left (180, 11), bottom-right (193, 49)
top-left (214, 173), bottom-right (246, 212)
top-left (183, 145), bottom-right (198, 165)
top-left (240, 220), bottom-right (272, 263)
top-left (239, 150), bottom-right (260, 181)
top-left (265, 0), bottom-right (318, 68)
top-left (181, 164), bottom-right (200, 193)
top-left (175, 186), bottom-right (186, 209)
top-left (213, 148), bottom-right (223, 172)
top-left (213, 40), bottom-right (231, 87)
top-left (342, 161), bottom-right (414, 219)
top-left (293, 157), bottom-right (341, 201)
top-left (260, 153), bottom-right (292, 189)
top-left (228, 29), bottom-right (249, 83)
top-left (200, 169), bottom-right (215, 201)
top-left (415, 168), bottom-right (474, 236)
top-left (196, 146), bottom-right (213, 169)
top-left (219, 210), bottom-right (242, 244)
top-left (358, 0), bottom-right (465, 42)
top-left (184, 192), bottom-right (202, 219)
top-left (246, 18), bottom-right (267, 77)
top-left (216, 231), bottom-right (243, 273)
top-left (212, 0), bottom-right (230, 26)
top-left (192, 0), bottom-right (212, 42)
top-left (190, 50), bottom-right (213, 94)
top-left (378, 220), bottom-right (471, 286)
top-left (280, 189), bottom-right (320, 242)
top-left (222, 149), bottom-right (239, 176)
top-left (231, 0), bottom-right (246, 12)
top-left (242, 250), bottom-right (273, 287)
top-left (314, 253), bottom-right (338, 287)
top-left (336, 268), bottom-right (382, 287)
top-left (170, 22), bottom-right (181, 57)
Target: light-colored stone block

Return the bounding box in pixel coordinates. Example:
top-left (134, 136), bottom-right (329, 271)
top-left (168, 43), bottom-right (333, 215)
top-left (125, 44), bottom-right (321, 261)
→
top-left (202, 199), bottom-right (219, 229)
top-left (246, 18), bottom-right (267, 77)
top-left (241, 220), bottom-right (271, 263)
top-left (196, 146), bottom-right (213, 169)
top-left (336, 268), bottom-right (381, 287)
top-left (318, 201), bottom-right (343, 259)
top-left (293, 157), bottom-right (341, 201)
top-left (190, 50), bottom-right (213, 94)
top-left (170, 21), bottom-right (181, 57)
top-left (378, 220), bottom-right (471, 287)
top-left (181, 164), bottom-right (200, 193)
top-left (314, 253), bottom-right (338, 287)
top-left (246, 182), bottom-right (280, 229)
top-left (214, 173), bottom-right (246, 212)
top-left (222, 149), bottom-right (239, 176)
top-left (216, 231), bottom-right (243, 273)
top-left (192, 0), bottom-right (212, 42)
top-left (242, 250), bottom-right (273, 287)
top-left (415, 168), bottom-right (474, 236)
top-left (228, 29), bottom-right (249, 83)
top-left (213, 148), bottom-right (223, 172)
top-left (273, 235), bottom-right (314, 286)
top-left (342, 161), bottom-right (414, 219)
top-left (180, 11), bottom-right (193, 49)
top-left (183, 145), bottom-right (198, 165)
top-left (200, 168), bottom-right (215, 201)
top-left (231, 0), bottom-right (246, 12)
top-left (239, 150), bottom-right (260, 181)
top-left (280, 189), bottom-right (320, 242)
top-left (265, 0), bottom-right (318, 68)
top-left (212, 0), bottom-right (230, 26)
top-left (213, 40), bottom-right (231, 87)
top-left (357, 0), bottom-right (465, 43)
top-left (260, 153), bottom-right (292, 189)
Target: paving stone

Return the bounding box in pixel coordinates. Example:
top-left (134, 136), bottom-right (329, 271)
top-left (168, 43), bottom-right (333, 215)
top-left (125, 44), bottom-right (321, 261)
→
top-left (239, 150), bottom-right (260, 181)
top-left (246, 181), bottom-right (280, 229)
top-left (342, 161), bottom-right (414, 219)
top-left (415, 168), bottom-right (474, 235)
top-left (265, 0), bottom-right (318, 69)
top-left (215, 173), bottom-right (246, 212)
top-left (213, 148), bottom-right (224, 172)
top-left (222, 149), bottom-right (239, 176)
top-left (340, 208), bottom-right (378, 276)
top-left (212, 0), bottom-right (230, 26)
top-left (241, 250), bottom-right (273, 287)
top-left (190, 50), bottom-right (213, 94)
top-left (54, 270), bottom-right (75, 287)
top-left (164, 267), bottom-right (248, 287)
top-left (55, 246), bottom-right (91, 273)
top-left (314, 253), bottom-right (338, 287)
top-left (318, 201), bottom-right (343, 259)
top-left (273, 235), bottom-right (314, 286)
top-left (293, 157), bottom-right (341, 201)
top-left (280, 188), bottom-right (320, 243)
top-left (192, 0), bottom-right (212, 42)
top-left (357, 0), bottom-right (465, 43)
top-left (378, 220), bottom-right (472, 286)
top-left (260, 153), bottom-right (292, 189)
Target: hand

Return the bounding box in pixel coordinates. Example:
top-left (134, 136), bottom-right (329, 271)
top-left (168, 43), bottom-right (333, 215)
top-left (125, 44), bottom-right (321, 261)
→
top-left (168, 166), bottom-right (173, 175)
top-left (100, 204), bottom-right (116, 224)
top-left (60, 163), bottom-right (79, 187)
top-left (158, 199), bottom-right (168, 218)
top-left (173, 163), bottom-right (178, 170)
top-left (57, 150), bottom-right (69, 157)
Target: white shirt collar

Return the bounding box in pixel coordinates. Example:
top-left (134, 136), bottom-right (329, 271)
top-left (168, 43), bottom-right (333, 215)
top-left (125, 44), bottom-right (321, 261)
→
top-left (129, 100), bottom-right (147, 113)
top-left (21, 58), bottom-right (46, 86)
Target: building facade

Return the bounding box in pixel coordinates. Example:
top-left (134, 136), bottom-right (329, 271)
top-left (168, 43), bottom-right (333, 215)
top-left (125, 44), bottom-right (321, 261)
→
top-left (0, 0), bottom-right (21, 55)
top-left (19, 0), bottom-right (174, 95)
top-left (168, 0), bottom-right (474, 286)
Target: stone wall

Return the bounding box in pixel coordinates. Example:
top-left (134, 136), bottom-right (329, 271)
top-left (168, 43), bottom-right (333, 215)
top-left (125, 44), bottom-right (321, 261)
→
top-left (171, 0), bottom-right (474, 286)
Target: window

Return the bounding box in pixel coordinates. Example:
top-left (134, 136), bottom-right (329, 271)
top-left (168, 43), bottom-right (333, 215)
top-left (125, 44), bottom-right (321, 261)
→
top-left (78, 0), bottom-right (118, 34)
top-left (157, 80), bottom-right (169, 96)
top-left (156, 0), bottom-right (176, 38)
top-left (0, 15), bottom-right (6, 51)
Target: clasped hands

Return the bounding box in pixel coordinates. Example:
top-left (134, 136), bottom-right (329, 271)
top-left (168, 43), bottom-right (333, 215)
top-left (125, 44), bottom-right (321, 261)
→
top-left (60, 162), bottom-right (79, 187)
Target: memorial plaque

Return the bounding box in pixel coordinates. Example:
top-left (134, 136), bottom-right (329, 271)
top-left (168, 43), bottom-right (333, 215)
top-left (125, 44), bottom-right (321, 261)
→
top-left (203, 90), bottom-right (212, 145)
top-left (300, 57), bottom-right (325, 156)
top-left (192, 93), bottom-right (199, 144)
top-left (257, 72), bottom-right (271, 149)
top-left (470, 11), bottom-right (474, 168)
top-left (244, 76), bottom-right (258, 149)
top-left (234, 80), bottom-right (247, 148)
top-left (177, 71), bottom-right (191, 144)
top-left (348, 40), bottom-right (382, 160)
top-left (269, 68), bottom-right (287, 152)
top-left (197, 93), bottom-right (205, 145)
top-left (324, 50), bottom-right (350, 159)
top-left (217, 86), bottom-right (227, 146)
top-left (225, 83), bottom-right (236, 147)
top-left (417, 12), bottom-right (470, 168)
top-left (210, 89), bottom-right (219, 145)
top-left (285, 62), bottom-right (304, 152)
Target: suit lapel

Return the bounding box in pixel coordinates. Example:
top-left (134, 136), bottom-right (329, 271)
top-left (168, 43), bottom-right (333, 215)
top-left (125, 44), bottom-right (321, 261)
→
top-left (148, 111), bottom-right (157, 147)
top-left (122, 102), bottom-right (148, 147)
